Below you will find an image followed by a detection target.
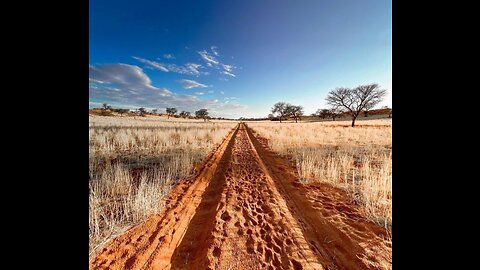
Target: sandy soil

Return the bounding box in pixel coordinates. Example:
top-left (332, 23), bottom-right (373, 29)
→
top-left (90, 123), bottom-right (390, 270)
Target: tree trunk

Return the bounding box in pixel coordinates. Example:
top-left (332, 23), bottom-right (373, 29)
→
top-left (279, 116), bottom-right (282, 123)
top-left (351, 116), bottom-right (356, 127)
top-left (168, 114), bottom-right (170, 119)
top-left (203, 117), bottom-right (206, 122)
top-left (295, 117), bottom-right (298, 123)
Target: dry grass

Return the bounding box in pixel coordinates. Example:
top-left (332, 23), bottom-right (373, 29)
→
top-left (247, 119), bottom-right (392, 229)
top-left (89, 115), bottom-right (236, 258)
top-left (248, 119), bottom-right (392, 269)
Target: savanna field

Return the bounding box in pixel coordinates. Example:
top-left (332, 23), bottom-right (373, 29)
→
top-left (89, 114), bottom-right (392, 269)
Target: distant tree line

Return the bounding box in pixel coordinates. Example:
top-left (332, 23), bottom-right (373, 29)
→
top-left (270, 83), bottom-right (388, 127)
top-left (91, 104), bottom-right (216, 122)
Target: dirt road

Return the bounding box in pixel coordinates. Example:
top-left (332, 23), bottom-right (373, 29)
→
top-left (90, 123), bottom-right (390, 270)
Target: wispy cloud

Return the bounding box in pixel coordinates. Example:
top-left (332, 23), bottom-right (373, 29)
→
top-left (133, 56), bottom-right (169, 72)
top-left (222, 64), bottom-right (233, 72)
top-left (89, 63), bottom-right (219, 111)
top-left (220, 91), bottom-right (225, 95)
top-left (198, 47), bottom-right (237, 77)
top-left (211, 46), bottom-right (219, 56)
top-left (222, 71), bottom-right (236, 77)
top-left (194, 91), bottom-right (205, 95)
top-left (163, 54), bottom-right (175, 59)
top-left (198, 50), bottom-right (219, 65)
top-left (134, 56), bottom-right (205, 76)
top-left (178, 79), bottom-right (208, 89)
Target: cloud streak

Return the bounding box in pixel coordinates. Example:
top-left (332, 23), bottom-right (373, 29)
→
top-left (179, 79), bottom-right (208, 89)
top-left (222, 71), bottom-right (236, 77)
top-left (211, 46), bottom-right (219, 56)
top-left (198, 50), bottom-right (219, 65)
top-left (133, 56), bottom-right (205, 76)
top-left (133, 56), bottom-right (169, 72)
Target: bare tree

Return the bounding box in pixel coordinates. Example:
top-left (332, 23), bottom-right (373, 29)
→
top-left (326, 84), bottom-right (386, 127)
top-left (179, 111), bottom-right (191, 118)
top-left (152, 109), bottom-right (158, 114)
top-left (166, 107), bottom-right (178, 119)
top-left (287, 105), bottom-right (304, 123)
top-left (195, 109), bottom-right (209, 122)
top-left (102, 103), bottom-right (108, 110)
top-left (271, 102), bottom-right (290, 123)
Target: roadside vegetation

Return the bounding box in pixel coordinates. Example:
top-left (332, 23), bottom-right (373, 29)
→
top-left (88, 115), bottom-right (236, 258)
top-left (248, 119), bottom-right (392, 230)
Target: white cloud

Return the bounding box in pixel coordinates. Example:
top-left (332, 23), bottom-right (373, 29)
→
top-left (163, 54), bottom-right (175, 59)
top-left (211, 46), bottom-right (219, 56)
top-left (184, 63), bottom-right (202, 76)
top-left (134, 56), bottom-right (205, 76)
top-left (220, 91), bottom-right (225, 95)
top-left (222, 64), bottom-right (233, 72)
top-left (179, 79), bottom-right (209, 89)
top-left (198, 48), bottom-right (236, 77)
top-left (198, 50), bottom-right (219, 65)
top-left (89, 63), bottom-right (220, 111)
top-left (194, 92), bottom-right (205, 95)
top-left (132, 56), bottom-right (169, 72)
top-left (222, 71), bottom-right (236, 77)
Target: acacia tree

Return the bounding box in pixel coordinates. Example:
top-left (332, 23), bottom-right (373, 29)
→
top-left (329, 107), bottom-right (341, 121)
top-left (179, 111), bottom-right (191, 118)
top-left (326, 83), bottom-right (386, 127)
top-left (166, 107), bottom-right (178, 119)
top-left (316, 109), bottom-right (330, 119)
top-left (114, 108), bottom-right (129, 115)
top-left (288, 105), bottom-right (304, 123)
top-left (138, 107), bottom-right (146, 117)
top-left (271, 102), bottom-right (290, 123)
top-left (195, 109), bottom-right (209, 122)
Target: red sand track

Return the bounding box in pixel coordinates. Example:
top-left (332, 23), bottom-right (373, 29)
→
top-left (90, 123), bottom-right (390, 270)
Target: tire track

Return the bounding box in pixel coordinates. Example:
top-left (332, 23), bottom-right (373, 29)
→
top-left (89, 124), bottom-right (239, 270)
top-left (245, 124), bottom-right (390, 270)
top-left (90, 122), bottom-right (390, 270)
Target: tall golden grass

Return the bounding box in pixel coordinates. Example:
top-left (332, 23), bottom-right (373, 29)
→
top-left (247, 119), bottom-right (392, 229)
top-left (88, 115), bottom-right (236, 258)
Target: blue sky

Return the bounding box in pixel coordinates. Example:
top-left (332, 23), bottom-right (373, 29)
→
top-left (90, 0), bottom-right (392, 118)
